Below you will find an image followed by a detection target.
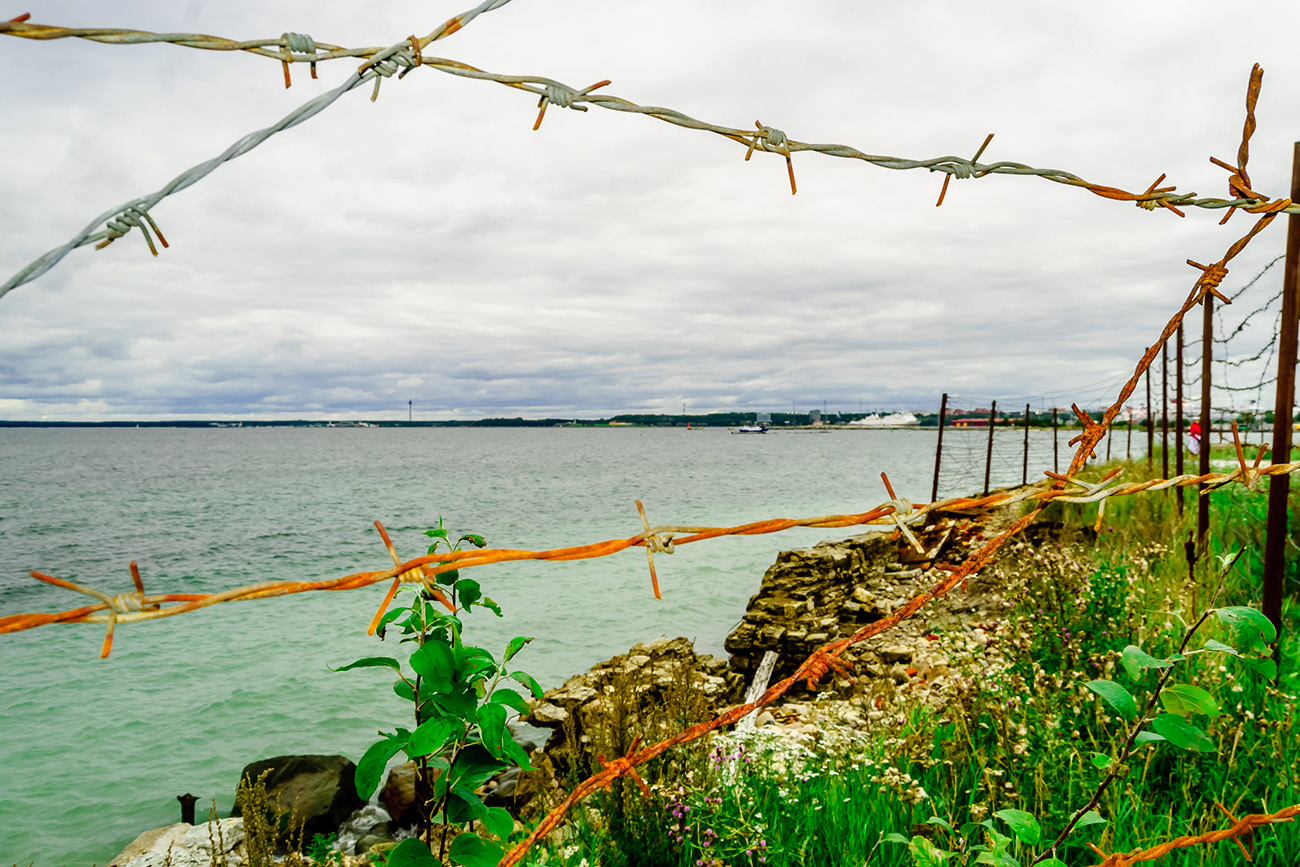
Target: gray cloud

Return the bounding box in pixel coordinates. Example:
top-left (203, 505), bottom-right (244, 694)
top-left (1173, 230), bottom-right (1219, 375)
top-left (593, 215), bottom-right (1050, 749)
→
top-left (1, 0), bottom-right (1297, 420)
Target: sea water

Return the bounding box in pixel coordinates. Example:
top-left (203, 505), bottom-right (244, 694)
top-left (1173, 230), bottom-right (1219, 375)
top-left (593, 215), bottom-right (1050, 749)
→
top-left (0, 425), bottom-right (1072, 865)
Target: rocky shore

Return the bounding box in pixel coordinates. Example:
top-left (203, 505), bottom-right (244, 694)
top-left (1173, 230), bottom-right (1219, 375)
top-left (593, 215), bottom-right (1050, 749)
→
top-left (111, 505), bottom-right (1048, 866)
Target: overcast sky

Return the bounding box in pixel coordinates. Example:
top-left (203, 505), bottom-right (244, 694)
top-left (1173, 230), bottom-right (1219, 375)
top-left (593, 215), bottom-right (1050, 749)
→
top-left (2, 1), bottom-right (1298, 421)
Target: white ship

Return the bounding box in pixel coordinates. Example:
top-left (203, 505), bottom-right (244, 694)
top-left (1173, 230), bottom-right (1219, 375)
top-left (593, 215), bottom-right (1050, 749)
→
top-left (848, 411), bottom-right (920, 428)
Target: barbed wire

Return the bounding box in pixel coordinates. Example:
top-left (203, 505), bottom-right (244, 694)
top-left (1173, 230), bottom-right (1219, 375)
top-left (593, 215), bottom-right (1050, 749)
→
top-left (0, 24), bottom-right (1294, 865)
top-left (1, 27), bottom-right (1297, 298)
top-left (1082, 802), bottom-right (1299, 867)
top-left (3, 443), bottom-right (1293, 655)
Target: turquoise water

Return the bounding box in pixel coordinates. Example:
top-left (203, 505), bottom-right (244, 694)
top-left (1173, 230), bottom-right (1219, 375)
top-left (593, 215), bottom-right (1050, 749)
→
top-left (0, 426), bottom-right (1069, 866)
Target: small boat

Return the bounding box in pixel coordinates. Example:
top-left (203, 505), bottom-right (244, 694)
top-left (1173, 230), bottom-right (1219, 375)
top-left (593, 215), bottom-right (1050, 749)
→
top-left (732, 424), bottom-right (768, 434)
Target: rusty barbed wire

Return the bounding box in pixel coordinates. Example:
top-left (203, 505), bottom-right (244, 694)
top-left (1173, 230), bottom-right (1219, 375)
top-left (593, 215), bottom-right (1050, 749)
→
top-left (1082, 802), bottom-right (1299, 867)
top-left (2, 22), bottom-right (1297, 297)
top-left (4, 451), bottom-right (1297, 657)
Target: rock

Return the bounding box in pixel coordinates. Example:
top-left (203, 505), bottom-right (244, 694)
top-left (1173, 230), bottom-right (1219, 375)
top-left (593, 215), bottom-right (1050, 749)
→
top-left (232, 754), bottom-right (365, 843)
top-left (110, 819), bottom-right (244, 867)
top-left (525, 636), bottom-right (743, 764)
top-left (878, 644), bottom-right (914, 665)
top-left (380, 761), bottom-right (446, 829)
top-left (334, 804), bottom-right (393, 856)
top-left (724, 532), bottom-right (895, 685)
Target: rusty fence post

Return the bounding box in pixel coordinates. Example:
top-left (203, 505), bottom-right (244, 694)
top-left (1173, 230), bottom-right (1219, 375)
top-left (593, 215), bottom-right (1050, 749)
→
top-left (1127, 408), bottom-right (1133, 461)
top-left (1146, 347), bottom-right (1155, 471)
top-left (1023, 403), bottom-right (1031, 485)
top-left (1162, 340), bottom-right (1170, 484)
top-left (1177, 322), bottom-right (1185, 515)
top-left (1199, 280), bottom-right (1214, 554)
top-left (1052, 407), bottom-right (1059, 473)
top-left (1262, 140), bottom-right (1300, 662)
top-left (983, 400), bottom-right (997, 496)
top-left (931, 392), bottom-right (948, 502)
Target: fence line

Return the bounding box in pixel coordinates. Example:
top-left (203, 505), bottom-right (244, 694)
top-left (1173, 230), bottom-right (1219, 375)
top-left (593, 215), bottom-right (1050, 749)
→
top-left (1, 25), bottom-right (1297, 298)
top-left (1, 22), bottom-right (1296, 865)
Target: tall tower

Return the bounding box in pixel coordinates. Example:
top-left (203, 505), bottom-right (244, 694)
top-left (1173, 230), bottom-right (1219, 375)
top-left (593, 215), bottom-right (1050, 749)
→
top-left (408, 399), bottom-right (412, 423)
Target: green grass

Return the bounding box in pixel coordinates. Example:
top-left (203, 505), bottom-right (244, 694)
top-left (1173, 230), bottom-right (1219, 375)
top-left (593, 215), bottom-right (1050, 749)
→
top-left (513, 460), bottom-right (1300, 867)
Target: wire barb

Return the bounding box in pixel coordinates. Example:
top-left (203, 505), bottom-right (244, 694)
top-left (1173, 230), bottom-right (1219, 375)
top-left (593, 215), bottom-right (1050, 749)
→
top-left (532, 79), bottom-right (610, 130)
top-left (745, 121), bottom-right (797, 195)
top-left (935, 132), bottom-right (993, 207)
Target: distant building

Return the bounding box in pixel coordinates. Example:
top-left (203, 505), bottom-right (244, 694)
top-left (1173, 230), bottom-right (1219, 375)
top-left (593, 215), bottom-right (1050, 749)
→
top-left (756, 412), bottom-right (772, 425)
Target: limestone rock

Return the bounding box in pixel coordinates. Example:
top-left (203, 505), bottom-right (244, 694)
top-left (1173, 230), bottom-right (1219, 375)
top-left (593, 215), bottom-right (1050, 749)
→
top-left (232, 754), bottom-right (364, 843)
top-left (525, 636), bottom-right (743, 762)
top-left (110, 819), bottom-right (244, 867)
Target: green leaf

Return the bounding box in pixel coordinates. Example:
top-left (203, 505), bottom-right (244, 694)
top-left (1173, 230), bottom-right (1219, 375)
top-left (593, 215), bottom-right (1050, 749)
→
top-left (431, 687), bottom-right (478, 718)
top-left (510, 670), bottom-right (544, 699)
top-left (482, 805), bottom-right (514, 841)
top-left (457, 579), bottom-right (483, 611)
top-left (386, 838), bottom-right (443, 867)
top-left (455, 646), bottom-right (499, 683)
top-left (504, 636), bottom-right (533, 663)
top-left (1121, 645), bottom-right (1173, 680)
top-left (1089, 752), bottom-right (1114, 770)
top-left (1151, 713), bottom-right (1215, 751)
top-left (1217, 606), bottom-right (1277, 647)
top-left (459, 533), bottom-right (487, 549)
top-left (1134, 731), bottom-right (1166, 745)
top-left (410, 641), bottom-right (455, 693)
top-left (448, 834), bottom-right (505, 867)
top-left (883, 832), bottom-right (911, 845)
top-left (446, 745), bottom-right (508, 790)
top-left (356, 737), bottom-right (407, 800)
top-left (1243, 656), bottom-right (1278, 679)
top-left (377, 607), bottom-right (408, 636)
top-left (330, 656), bottom-right (402, 674)
top-left (480, 596), bottom-right (503, 617)
top-left (393, 679), bottom-right (417, 703)
top-left (446, 784), bottom-right (490, 824)
top-left (437, 568), bottom-right (460, 586)
top-left (994, 809), bottom-right (1041, 846)
top-left (1074, 810), bottom-right (1108, 831)
top-left (1036, 860), bottom-right (1069, 867)
top-left (407, 717), bottom-right (460, 759)
top-left (1084, 680), bottom-right (1138, 721)
top-left (926, 816), bottom-right (956, 834)
top-left (1160, 683), bottom-right (1221, 718)
top-left (500, 735), bottom-right (536, 771)
top-left (909, 835), bottom-right (954, 866)
top-left (489, 688), bottom-right (531, 716)
top-left (477, 703), bottom-right (508, 759)
top-left (1202, 638), bottom-right (1239, 656)
top-left (424, 527), bottom-right (448, 540)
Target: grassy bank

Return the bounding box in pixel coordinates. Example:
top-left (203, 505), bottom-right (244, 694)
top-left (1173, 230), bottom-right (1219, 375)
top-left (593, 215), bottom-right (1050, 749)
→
top-left (515, 460), bottom-right (1300, 867)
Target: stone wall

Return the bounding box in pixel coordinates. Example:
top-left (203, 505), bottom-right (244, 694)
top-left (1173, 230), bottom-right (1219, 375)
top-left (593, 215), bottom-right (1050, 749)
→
top-left (723, 531), bottom-right (899, 685)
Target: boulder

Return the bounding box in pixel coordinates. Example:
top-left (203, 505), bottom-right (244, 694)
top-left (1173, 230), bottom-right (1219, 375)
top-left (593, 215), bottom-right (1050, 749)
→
top-left (231, 754), bottom-right (364, 842)
top-left (110, 819), bottom-right (244, 867)
top-left (380, 762), bottom-right (419, 828)
top-left (525, 636), bottom-right (743, 764)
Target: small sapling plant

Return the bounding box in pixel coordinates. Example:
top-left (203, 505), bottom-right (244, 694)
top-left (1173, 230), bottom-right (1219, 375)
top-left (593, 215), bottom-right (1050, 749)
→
top-left (333, 520), bottom-right (542, 867)
top-left (887, 552), bottom-right (1279, 867)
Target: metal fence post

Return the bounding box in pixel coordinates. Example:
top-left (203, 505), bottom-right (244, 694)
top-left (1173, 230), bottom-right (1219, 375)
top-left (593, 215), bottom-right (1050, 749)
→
top-left (1262, 140), bottom-right (1300, 660)
top-left (983, 400), bottom-right (997, 496)
top-left (931, 393), bottom-right (948, 502)
top-left (1023, 403), bottom-right (1031, 485)
top-left (1176, 322), bottom-right (1185, 515)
